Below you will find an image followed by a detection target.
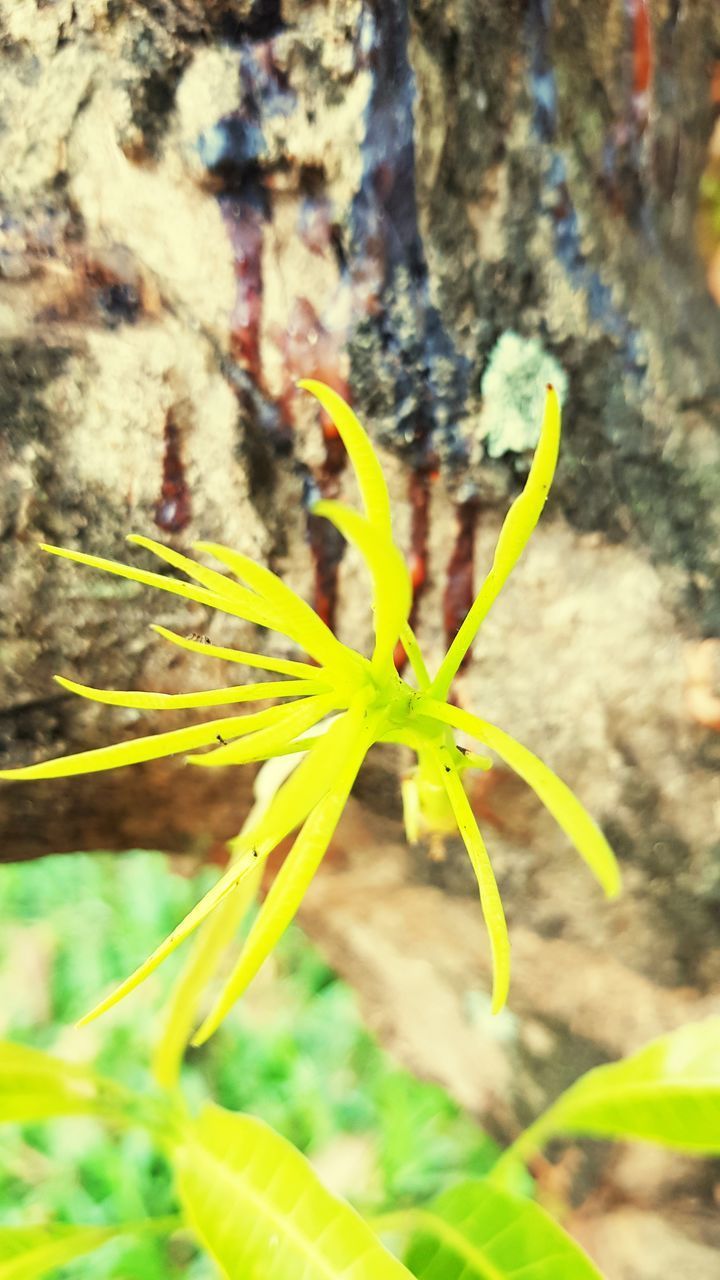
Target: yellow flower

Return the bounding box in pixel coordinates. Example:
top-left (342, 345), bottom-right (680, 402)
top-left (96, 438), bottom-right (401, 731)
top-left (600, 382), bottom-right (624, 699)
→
top-left (0, 380), bottom-right (620, 1037)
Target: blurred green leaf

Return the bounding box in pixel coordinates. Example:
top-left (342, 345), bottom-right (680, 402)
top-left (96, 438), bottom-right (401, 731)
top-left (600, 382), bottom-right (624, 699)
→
top-left (546, 1017), bottom-right (720, 1149)
top-left (373, 1072), bottom-right (502, 1207)
top-left (390, 1180), bottom-right (602, 1279)
top-left (0, 1223), bottom-right (124, 1279)
top-left (493, 1018), bottom-right (720, 1184)
top-left (0, 1042), bottom-right (135, 1126)
top-left (176, 1103), bottom-right (413, 1279)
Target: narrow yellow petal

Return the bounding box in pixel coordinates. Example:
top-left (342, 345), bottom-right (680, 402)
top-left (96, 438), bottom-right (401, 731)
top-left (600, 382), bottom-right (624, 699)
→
top-left (489, 383), bottom-right (561, 574)
top-left (430, 744), bottom-right (510, 1013)
top-left (425, 699), bottom-right (621, 898)
top-left (185, 694), bottom-right (337, 767)
top-left (75, 852), bottom-right (262, 1027)
top-left (193, 708), bottom-right (377, 1042)
top-left (127, 534), bottom-right (276, 626)
top-left (461, 750), bottom-right (493, 772)
top-left (0, 715), bottom-right (258, 782)
top-left (399, 623), bottom-right (431, 690)
top-left (41, 543), bottom-right (222, 610)
top-left (313, 501), bottom-right (411, 671)
top-left (432, 385), bottom-right (561, 697)
top-left (78, 712), bottom-right (362, 1028)
top-left (150, 625), bottom-right (321, 680)
top-left (297, 380), bottom-right (392, 533)
top-left (297, 382), bottom-right (424, 679)
top-left (41, 544), bottom-right (270, 631)
top-left (151, 862), bottom-right (263, 1089)
top-left (193, 541), bottom-right (360, 679)
top-left (244, 735), bottom-right (323, 761)
top-left (153, 734), bottom-right (301, 1086)
top-left (53, 675), bottom-right (327, 711)
top-left (228, 711), bottom-right (357, 858)
top-left (192, 796), bottom-right (342, 1044)
top-left (401, 776), bottom-right (423, 845)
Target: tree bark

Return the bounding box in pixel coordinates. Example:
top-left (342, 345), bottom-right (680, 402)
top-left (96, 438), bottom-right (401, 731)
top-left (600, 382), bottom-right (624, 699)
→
top-left (1, 1), bottom-right (720, 1263)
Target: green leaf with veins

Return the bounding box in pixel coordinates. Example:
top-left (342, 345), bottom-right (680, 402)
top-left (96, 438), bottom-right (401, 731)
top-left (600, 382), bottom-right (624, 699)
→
top-left (0, 1220), bottom-right (177, 1280)
top-left (0, 1041), bottom-right (138, 1127)
top-left (376, 1180), bottom-right (601, 1280)
top-left (176, 1104), bottom-right (413, 1280)
top-left (493, 1018), bottom-right (720, 1182)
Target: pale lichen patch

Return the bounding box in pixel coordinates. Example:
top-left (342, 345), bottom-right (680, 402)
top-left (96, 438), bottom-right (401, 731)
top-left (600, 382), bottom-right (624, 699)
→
top-left (479, 331), bottom-right (568, 458)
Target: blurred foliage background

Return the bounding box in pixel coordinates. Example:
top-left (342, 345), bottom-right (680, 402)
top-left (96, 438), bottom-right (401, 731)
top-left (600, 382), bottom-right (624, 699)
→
top-left (0, 851), bottom-right (501, 1277)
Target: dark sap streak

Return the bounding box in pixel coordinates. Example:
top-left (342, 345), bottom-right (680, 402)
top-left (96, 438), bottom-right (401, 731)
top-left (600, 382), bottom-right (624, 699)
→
top-left (351, 0), bottom-right (470, 462)
top-left (353, 0), bottom-right (472, 661)
top-left (651, 0), bottom-right (682, 199)
top-left (209, 9), bottom-right (474, 648)
top-left (443, 499), bottom-right (479, 668)
top-left (155, 413), bottom-right (191, 534)
top-left (600, 1), bottom-right (654, 224)
top-left (305, 514), bottom-right (345, 632)
top-left (393, 467), bottom-right (433, 673)
top-left (203, 38), bottom-right (354, 631)
top-left (221, 188), bottom-right (267, 385)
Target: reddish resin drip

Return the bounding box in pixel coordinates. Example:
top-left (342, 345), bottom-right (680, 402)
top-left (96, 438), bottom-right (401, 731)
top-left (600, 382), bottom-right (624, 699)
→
top-left (394, 467), bottom-right (433, 673)
top-left (307, 403), bottom-right (348, 631)
top-left (307, 369), bottom-right (349, 634)
top-left (222, 196), bottom-right (264, 384)
top-left (155, 413), bottom-right (191, 533)
top-left (601, 0), bottom-right (654, 219)
top-left (443, 499), bottom-right (479, 670)
top-left (629, 0), bottom-right (653, 103)
top-left (306, 514), bottom-right (345, 630)
top-left (628, 0), bottom-right (653, 129)
top-left (275, 297), bottom-right (351, 632)
top-left (276, 299), bottom-right (348, 423)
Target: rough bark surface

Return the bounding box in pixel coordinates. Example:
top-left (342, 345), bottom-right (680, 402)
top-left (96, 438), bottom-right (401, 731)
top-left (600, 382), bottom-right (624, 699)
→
top-left (1, 2), bottom-right (720, 1271)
